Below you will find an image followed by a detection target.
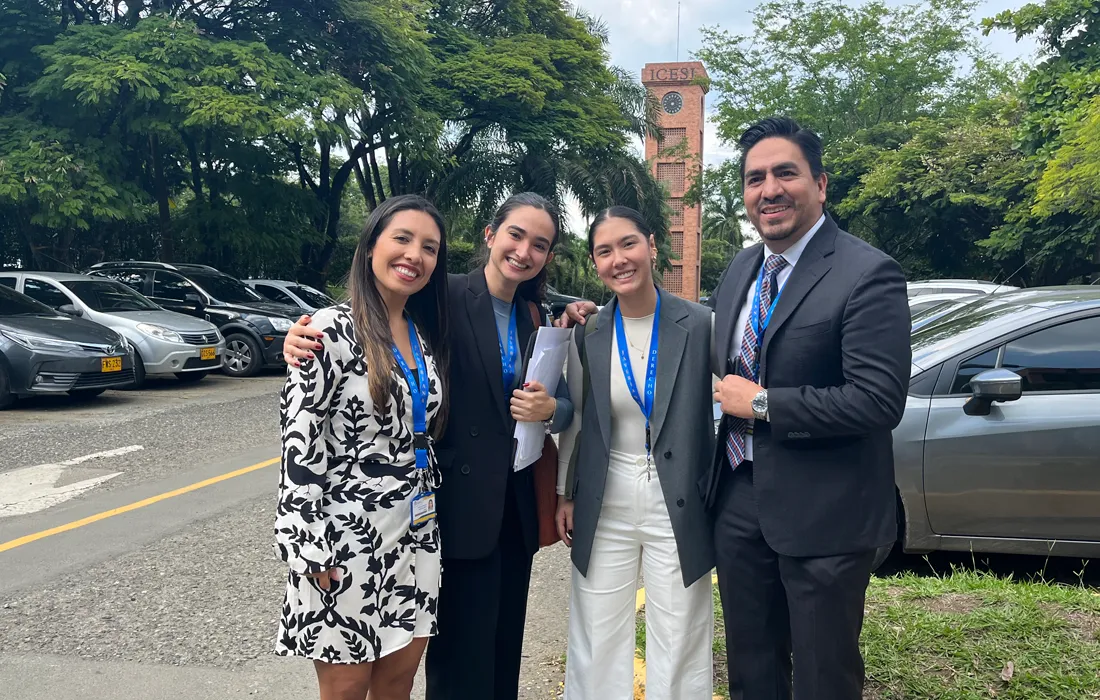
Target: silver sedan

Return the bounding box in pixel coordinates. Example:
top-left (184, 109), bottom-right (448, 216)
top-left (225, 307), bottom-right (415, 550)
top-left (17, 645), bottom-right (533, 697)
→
top-left (0, 272), bottom-right (225, 387)
top-left (882, 286), bottom-right (1100, 567)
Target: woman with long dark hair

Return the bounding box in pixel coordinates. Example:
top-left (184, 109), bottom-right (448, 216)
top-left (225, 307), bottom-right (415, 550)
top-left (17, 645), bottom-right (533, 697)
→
top-left (555, 206), bottom-right (716, 699)
top-left (283, 192), bottom-right (573, 700)
top-left (274, 194), bottom-right (450, 700)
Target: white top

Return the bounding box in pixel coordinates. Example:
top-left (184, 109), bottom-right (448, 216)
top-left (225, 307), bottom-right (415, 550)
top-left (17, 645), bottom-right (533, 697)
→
top-left (730, 213), bottom-right (826, 459)
top-left (608, 313), bottom-right (657, 457)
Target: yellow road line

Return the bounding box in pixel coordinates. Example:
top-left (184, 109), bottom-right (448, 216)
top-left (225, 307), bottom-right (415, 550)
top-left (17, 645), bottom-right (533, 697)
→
top-left (633, 586), bottom-right (647, 699)
top-left (633, 574), bottom-right (722, 700)
top-left (0, 457), bottom-right (279, 553)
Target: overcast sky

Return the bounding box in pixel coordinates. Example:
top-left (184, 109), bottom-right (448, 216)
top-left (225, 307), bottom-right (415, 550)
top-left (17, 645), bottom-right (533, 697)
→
top-left (561, 0), bottom-right (1040, 235)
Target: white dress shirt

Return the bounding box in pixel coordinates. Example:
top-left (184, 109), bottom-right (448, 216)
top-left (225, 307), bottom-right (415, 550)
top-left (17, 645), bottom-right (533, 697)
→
top-left (729, 213), bottom-right (826, 460)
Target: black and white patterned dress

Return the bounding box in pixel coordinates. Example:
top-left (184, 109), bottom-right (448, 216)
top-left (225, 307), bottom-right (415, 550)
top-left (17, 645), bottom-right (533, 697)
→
top-left (274, 304), bottom-right (442, 664)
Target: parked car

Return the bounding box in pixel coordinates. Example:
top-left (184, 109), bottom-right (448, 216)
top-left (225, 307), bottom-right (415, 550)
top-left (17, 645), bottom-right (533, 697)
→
top-left (907, 279), bottom-right (1017, 298)
top-left (0, 271), bottom-right (225, 387)
top-left (85, 262), bottom-right (298, 377)
top-left (908, 292), bottom-right (980, 317)
top-left (876, 286), bottom-right (1100, 568)
top-left (0, 284), bottom-right (135, 408)
top-left (909, 297), bottom-right (978, 332)
top-left (545, 285), bottom-right (587, 319)
top-left (245, 279), bottom-right (336, 315)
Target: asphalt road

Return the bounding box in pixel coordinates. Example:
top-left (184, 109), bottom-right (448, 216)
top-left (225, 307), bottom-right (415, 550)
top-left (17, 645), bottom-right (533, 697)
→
top-left (5, 371), bottom-right (1092, 700)
top-left (0, 372), bottom-right (571, 700)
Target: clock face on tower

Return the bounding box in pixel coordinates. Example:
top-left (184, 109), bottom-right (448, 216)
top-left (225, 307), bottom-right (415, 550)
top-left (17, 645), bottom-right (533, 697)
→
top-left (661, 91), bottom-right (683, 114)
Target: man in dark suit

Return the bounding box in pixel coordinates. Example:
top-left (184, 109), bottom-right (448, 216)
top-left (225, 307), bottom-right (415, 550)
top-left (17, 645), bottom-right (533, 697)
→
top-left (705, 116), bottom-right (911, 700)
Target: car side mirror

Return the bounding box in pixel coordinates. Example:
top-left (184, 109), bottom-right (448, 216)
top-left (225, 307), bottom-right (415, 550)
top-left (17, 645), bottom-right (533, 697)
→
top-left (184, 293), bottom-right (204, 306)
top-left (58, 304), bottom-right (83, 317)
top-left (963, 368), bottom-right (1022, 416)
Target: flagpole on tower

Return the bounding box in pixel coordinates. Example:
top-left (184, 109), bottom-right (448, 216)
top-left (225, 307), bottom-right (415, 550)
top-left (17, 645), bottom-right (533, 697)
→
top-left (676, 2), bottom-right (681, 61)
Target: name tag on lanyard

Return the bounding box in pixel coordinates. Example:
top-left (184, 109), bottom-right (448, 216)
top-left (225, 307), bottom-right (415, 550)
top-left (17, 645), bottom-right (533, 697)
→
top-left (391, 317), bottom-right (436, 528)
top-left (411, 491), bottom-right (436, 526)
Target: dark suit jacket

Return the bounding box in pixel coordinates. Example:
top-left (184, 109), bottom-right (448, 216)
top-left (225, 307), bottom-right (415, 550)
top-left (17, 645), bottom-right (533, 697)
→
top-left (704, 215), bottom-right (912, 557)
top-left (433, 268), bottom-right (540, 560)
top-left (564, 290), bottom-right (718, 586)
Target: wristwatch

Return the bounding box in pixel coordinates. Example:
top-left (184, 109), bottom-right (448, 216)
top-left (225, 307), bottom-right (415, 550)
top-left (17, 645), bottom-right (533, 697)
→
top-left (751, 389), bottom-right (769, 422)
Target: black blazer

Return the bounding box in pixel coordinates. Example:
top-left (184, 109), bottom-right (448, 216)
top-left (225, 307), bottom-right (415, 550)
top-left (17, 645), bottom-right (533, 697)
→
top-left (433, 268), bottom-right (540, 560)
top-left (704, 215), bottom-right (912, 557)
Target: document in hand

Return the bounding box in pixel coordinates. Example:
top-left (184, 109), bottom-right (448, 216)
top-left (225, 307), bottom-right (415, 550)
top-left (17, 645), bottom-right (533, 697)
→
top-left (513, 326), bottom-right (572, 471)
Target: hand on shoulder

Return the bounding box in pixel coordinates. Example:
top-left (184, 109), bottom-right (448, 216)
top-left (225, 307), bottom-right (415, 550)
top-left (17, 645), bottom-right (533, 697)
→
top-left (283, 310), bottom-right (333, 367)
top-left (556, 300), bottom-right (599, 328)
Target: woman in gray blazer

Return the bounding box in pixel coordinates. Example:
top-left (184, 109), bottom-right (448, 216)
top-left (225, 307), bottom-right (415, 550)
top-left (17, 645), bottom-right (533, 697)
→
top-left (555, 207), bottom-right (718, 700)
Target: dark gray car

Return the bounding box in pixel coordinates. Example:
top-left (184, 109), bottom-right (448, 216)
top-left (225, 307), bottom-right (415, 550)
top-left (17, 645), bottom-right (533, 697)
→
top-left (883, 287), bottom-right (1100, 565)
top-left (0, 284), bottom-right (134, 408)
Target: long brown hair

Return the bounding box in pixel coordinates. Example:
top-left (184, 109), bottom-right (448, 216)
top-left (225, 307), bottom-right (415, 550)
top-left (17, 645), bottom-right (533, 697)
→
top-left (346, 195), bottom-right (450, 436)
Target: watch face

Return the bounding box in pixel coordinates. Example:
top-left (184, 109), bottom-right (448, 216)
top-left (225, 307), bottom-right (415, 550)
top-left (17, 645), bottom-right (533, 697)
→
top-left (662, 91), bottom-right (683, 114)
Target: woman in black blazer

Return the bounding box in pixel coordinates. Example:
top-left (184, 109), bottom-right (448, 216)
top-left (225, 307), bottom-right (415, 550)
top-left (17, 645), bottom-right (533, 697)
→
top-left (284, 192), bottom-right (572, 700)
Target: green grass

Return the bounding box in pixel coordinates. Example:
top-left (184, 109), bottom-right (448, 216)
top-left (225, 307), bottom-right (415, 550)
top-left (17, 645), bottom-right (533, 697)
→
top-left (861, 569), bottom-right (1100, 698)
top-left (636, 570), bottom-right (1100, 699)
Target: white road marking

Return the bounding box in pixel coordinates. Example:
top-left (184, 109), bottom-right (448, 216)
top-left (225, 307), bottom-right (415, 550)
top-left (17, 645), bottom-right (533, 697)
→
top-left (0, 445), bottom-right (142, 518)
top-left (58, 445), bottom-right (144, 466)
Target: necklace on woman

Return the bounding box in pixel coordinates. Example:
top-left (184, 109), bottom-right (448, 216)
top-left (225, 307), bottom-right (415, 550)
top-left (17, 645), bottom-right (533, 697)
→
top-left (626, 325), bottom-right (652, 362)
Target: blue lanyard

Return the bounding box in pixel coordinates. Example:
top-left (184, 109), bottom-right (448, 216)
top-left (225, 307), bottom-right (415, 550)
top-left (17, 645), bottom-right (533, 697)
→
top-left (614, 289), bottom-right (661, 460)
top-left (391, 318), bottom-right (430, 470)
top-left (745, 261), bottom-right (785, 381)
top-left (497, 302), bottom-right (519, 390)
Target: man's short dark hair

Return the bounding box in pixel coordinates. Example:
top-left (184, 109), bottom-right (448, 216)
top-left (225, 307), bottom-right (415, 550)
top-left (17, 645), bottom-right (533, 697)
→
top-left (738, 117), bottom-right (825, 183)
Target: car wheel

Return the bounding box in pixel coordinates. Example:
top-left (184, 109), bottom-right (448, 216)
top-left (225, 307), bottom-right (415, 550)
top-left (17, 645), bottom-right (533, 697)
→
top-left (222, 333), bottom-right (262, 377)
top-left (871, 494), bottom-right (906, 572)
top-left (0, 364), bottom-right (14, 410)
top-left (175, 371), bottom-right (208, 383)
top-left (130, 353), bottom-right (146, 390)
top-left (871, 543), bottom-right (894, 572)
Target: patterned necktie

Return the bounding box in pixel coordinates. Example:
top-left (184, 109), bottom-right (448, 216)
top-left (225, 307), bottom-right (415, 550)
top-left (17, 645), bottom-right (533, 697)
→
top-left (726, 254), bottom-right (789, 469)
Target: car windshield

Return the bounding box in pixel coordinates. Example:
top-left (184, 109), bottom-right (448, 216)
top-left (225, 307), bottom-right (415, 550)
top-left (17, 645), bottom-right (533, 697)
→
top-left (910, 298), bottom-right (975, 328)
top-left (62, 279), bottom-right (160, 312)
top-left (289, 285), bottom-right (335, 308)
top-left (187, 272), bottom-right (264, 303)
top-left (910, 299), bottom-right (1034, 366)
top-left (911, 300), bottom-right (955, 323)
top-left (0, 283), bottom-right (62, 317)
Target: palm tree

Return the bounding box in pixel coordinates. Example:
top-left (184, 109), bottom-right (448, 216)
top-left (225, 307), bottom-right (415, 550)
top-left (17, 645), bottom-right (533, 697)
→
top-left (427, 3), bottom-right (670, 270)
top-left (702, 182), bottom-right (746, 251)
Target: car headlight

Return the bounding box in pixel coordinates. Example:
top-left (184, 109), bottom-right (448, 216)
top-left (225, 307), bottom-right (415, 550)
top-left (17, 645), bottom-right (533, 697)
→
top-left (136, 323), bottom-right (183, 343)
top-left (268, 317), bottom-right (293, 333)
top-left (0, 330), bottom-right (84, 352)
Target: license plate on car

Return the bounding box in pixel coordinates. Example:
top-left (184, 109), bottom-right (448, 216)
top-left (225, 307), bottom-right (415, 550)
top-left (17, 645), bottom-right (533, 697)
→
top-left (101, 357), bottom-right (123, 373)
top-left (200, 347), bottom-right (216, 361)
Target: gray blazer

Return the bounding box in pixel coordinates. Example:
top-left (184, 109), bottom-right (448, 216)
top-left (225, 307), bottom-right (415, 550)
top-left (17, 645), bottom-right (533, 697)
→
top-left (557, 289), bottom-right (717, 587)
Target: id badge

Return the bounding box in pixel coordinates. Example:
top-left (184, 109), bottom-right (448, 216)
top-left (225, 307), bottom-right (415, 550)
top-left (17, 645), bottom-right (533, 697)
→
top-left (411, 491), bottom-right (437, 527)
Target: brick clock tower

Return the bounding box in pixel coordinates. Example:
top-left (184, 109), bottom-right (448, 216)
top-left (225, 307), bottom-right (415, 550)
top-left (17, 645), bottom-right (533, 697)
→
top-left (643, 61), bottom-right (709, 301)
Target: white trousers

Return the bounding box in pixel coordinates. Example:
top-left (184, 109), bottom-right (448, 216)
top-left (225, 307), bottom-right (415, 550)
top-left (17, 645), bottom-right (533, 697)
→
top-left (565, 450), bottom-right (714, 700)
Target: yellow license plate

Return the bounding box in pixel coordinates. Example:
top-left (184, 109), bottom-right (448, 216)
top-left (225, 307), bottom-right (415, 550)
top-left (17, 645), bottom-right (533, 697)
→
top-left (200, 347), bottom-right (216, 361)
top-left (101, 357), bottom-right (123, 373)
